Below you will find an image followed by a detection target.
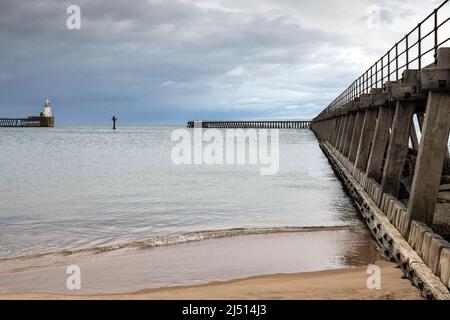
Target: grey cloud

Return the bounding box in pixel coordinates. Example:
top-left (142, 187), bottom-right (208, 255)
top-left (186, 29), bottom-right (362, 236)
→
top-left (0, 0), bottom-right (439, 123)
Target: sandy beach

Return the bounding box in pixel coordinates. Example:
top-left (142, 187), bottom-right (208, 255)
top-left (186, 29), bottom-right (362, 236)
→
top-left (0, 230), bottom-right (422, 300)
top-left (1, 261), bottom-right (421, 300)
top-left (0, 228), bottom-right (384, 294)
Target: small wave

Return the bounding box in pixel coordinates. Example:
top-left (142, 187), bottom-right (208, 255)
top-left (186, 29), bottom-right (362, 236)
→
top-left (0, 225), bottom-right (359, 263)
top-left (128, 226), bottom-right (358, 250)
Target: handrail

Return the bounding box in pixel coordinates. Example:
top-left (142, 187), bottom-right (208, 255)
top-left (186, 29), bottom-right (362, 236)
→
top-left (316, 1), bottom-right (450, 119)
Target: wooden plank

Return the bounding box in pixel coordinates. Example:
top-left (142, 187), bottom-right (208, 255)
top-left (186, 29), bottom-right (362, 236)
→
top-left (410, 119), bottom-right (420, 152)
top-left (328, 118), bottom-right (337, 143)
top-left (405, 48), bottom-right (450, 230)
top-left (348, 111), bottom-right (365, 162)
top-left (355, 109), bottom-right (378, 171)
top-left (416, 112), bottom-right (449, 159)
top-left (440, 248), bottom-right (450, 288)
top-left (406, 91), bottom-right (450, 226)
top-left (335, 117), bottom-right (343, 148)
top-left (381, 101), bottom-right (415, 198)
top-left (429, 238), bottom-right (450, 275)
top-left (336, 117), bottom-right (345, 147)
top-left (338, 115), bottom-right (350, 153)
top-left (366, 106), bottom-right (395, 183)
top-left (343, 112), bottom-right (357, 157)
top-left (417, 113), bottom-right (425, 131)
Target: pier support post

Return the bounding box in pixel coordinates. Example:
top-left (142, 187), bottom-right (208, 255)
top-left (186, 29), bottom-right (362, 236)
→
top-left (338, 115), bottom-right (349, 152)
top-left (332, 117), bottom-right (342, 147)
top-left (355, 109), bottom-right (378, 171)
top-left (381, 101), bottom-right (415, 198)
top-left (410, 119), bottom-right (420, 152)
top-left (406, 48), bottom-right (450, 228)
top-left (366, 105), bottom-right (395, 182)
top-left (348, 111), bottom-right (365, 162)
top-left (343, 112), bottom-right (357, 157)
top-left (328, 118), bottom-right (337, 143)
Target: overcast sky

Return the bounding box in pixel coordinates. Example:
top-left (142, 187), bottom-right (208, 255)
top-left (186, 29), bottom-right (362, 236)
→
top-left (0, 0), bottom-right (445, 124)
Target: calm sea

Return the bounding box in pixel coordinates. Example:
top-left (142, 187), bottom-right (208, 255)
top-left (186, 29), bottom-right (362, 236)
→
top-left (0, 126), bottom-right (361, 260)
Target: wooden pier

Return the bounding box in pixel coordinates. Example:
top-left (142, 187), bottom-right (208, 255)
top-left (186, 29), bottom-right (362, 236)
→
top-left (187, 120), bottom-right (310, 129)
top-left (0, 116), bottom-right (54, 128)
top-left (311, 2), bottom-right (450, 299)
top-left (0, 99), bottom-right (54, 128)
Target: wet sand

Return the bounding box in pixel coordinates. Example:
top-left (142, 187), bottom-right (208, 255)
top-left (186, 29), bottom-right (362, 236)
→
top-left (1, 261), bottom-right (422, 300)
top-left (0, 227), bottom-right (421, 299)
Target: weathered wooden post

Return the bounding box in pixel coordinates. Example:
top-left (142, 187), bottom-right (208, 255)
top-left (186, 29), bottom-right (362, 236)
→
top-left (332, 116), bottom-right (343, 147)
top-left (380, 100), bottom-right (415, 197)
top-left (338, 115), bottom-right (350, 153)
top-left (366, 105), bottom-right (395, 182)
top-left (348, 110), bottom-right (365, 162)
top-left (355, 108), bottom-right (378, 171)
top-left (409, 119), bottom-right (420, 152)
top-left (379, 71), bottom-right (421, 198)
top-left (343, 112), bottom-right (357, 157)
top-left (327, 118), bottom-right (336, 143)
top-left (406, 48), bottom-right (450, 228)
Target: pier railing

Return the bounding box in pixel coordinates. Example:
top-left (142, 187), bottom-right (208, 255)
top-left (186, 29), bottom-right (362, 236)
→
top-left (317, 0), bottom-right (450, 119)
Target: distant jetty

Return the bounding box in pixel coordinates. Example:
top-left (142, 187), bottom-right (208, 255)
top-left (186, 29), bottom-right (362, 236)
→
top-left (0, 99), bottom-right (55, 128)
top-left (187, 120), bottom-right (311, 129)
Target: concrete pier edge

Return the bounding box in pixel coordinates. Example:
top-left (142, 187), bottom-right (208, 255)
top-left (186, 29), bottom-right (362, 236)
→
top-left (321, 141), bottom-right (450, 300)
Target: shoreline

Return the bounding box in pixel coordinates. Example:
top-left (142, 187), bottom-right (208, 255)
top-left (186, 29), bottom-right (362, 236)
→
top-left (0, 228), bottom-right (383, 295)
top-left (0, 261), bottom-right (422, 300)
top-left (0, 225), bottom-right (362, 263)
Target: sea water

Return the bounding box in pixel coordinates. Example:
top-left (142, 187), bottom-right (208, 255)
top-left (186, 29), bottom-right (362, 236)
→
top-left (0, 126), bottom-right (361, 260)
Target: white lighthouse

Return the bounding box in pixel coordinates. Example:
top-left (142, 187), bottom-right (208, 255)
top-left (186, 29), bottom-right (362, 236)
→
top-left (43, 99), bottom-right (52, 118)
